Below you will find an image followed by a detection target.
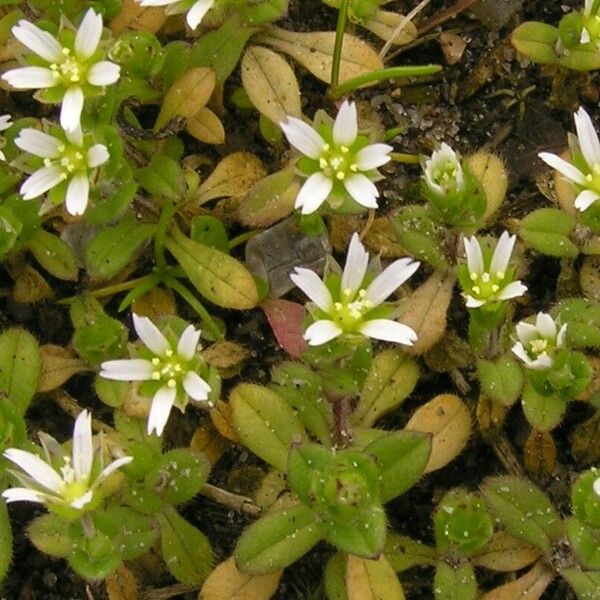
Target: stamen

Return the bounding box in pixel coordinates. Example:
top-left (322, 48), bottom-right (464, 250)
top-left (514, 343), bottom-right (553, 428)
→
top-left (167, 379), bottom-right (176, 388)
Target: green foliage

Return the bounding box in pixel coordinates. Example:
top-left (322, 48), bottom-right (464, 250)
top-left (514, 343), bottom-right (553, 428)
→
top-left (519, 208), bottom-right (578, 258)
top-left (0, 501), bottom-right (12, 582)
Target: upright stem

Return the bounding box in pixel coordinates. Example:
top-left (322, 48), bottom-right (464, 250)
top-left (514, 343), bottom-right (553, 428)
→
top-left (154, 200), bottom-right (177, 269)
top-left (330, 0), bottom-right (351, 94)
top-left (328, 391), bottom-right (352, 449)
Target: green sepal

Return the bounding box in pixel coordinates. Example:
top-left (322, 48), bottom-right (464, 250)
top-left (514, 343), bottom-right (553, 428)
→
top-left (477, 354), bottom-right (523, 407)
top-left (511, 21), bottom-right (559, 64)
top-left (365, 430), bottom-right (431, 503)
top-left (234, 504), bottom-right (323, 574)
top-left (384, 532), bottom-right (437, 572)
top-left (27, 513), bottom-right (72, 558)
top-left (157, 506), bottom-right (213, 585)
top-left (519, 208), bottom-right (578, 257)
top-left (565, 517), bottom-right (600, 570)
top-left (26, 228), bottom-right (78, 281)
top-left (433, 562), bottom-right (477, 600)
top-left (481, 475), bottom-right (563, 556)
top-left (68, 526), bottom-right (120, 580)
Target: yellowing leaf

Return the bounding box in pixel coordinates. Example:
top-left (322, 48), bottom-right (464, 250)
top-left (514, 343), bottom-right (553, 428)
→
top-left (346, 554), bottom-right (405, 600)
top-left (195, 153), bottom-right (267, 206)
top-left (190, 422), bottom-right (229, 465)
top-left (199, 556), bottom-right (281, 600)
top-left (110, 0), bottom-right (167, 34)
top-left (105, 565), bottom-right (139, 600)
top-left (202, 340), bottom-right (249, 377)
top-left (156, 67), bottom-right (216, 131)
top-left (480, 561), bottom-right (554, 600)
top-left (257, 26), bottom-right (383, 85)
top-left (472, 531), bottom-right (541, 572)
top-left (361, 11), bottom-right (417, 46)
top-left (38, 345), bottom-right (91, 393)
top-left (467, 152), bottom-right (508, 223)
top-left (187, 107), bottom-right (226, 145)
top-left (405, 394), bottom-right (471, 473)
top-left (242, 46), bottom-right (302, 125)
top-left (131, 286), bottom-right (177, 321)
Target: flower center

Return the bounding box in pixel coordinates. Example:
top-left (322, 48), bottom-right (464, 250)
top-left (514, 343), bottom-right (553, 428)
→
top-left (151, 349), bottom-right (185, 389)
top-left (44, 142), bottom-right (86, 180)
top-left (332, 288), bottom-right (374, 330)
top-left (469, 270), bottom-right (505, 301)
top-left (49, 48), bottom-right (84, 85)
top-left (584, 163), bottom-right (600, 193)
top-left (432, 159), bottom-right (461, 192)
top-left (319, 143), bottom-right (358, 181)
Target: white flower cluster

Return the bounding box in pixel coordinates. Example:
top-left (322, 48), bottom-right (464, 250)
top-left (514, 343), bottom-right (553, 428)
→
top-left (512, 312), bottom-right (567, 370)
top-left (138, 0), bottom-right (215, 30)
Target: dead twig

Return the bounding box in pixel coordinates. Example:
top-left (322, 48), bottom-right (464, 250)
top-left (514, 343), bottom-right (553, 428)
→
top-left (417, 0), bottom-right (480, 36)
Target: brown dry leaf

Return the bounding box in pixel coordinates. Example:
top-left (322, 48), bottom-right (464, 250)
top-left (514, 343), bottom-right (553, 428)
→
top-left (195, 153), bottom-right (267, 206)
top-left (480, 561), bottom-right (554, 600)
top-left (472, 531), bottom-right (541, 572)
top-left (466, 152), bottom-right (508, 223)
top-left (106, 565), bottom-right (139, 600)
top-left (190, 422), bottom-right (229, 465)
top-left (524, 429), bottom-right (556, 476)
top-left (241, 46), bottom-right (302, 125)
top-left (580, 256), bottom-right (600, 301)
top-left (476, 393), bottom-right (508, 431)
top-left (362, 11), bottom-right (417, 46)
top-left (131, 286), bottom-right (177, 321)
top-left (405, 393), bottom-right (471, 473)
top-left (155, 67), bottom-right (216, 131)
top-left (210, 400), bottom-right (240, 442)
top-left (397, 271), bottom-right (455, 356)
top-left (110, 0), bottom-right (167, 34)
top-left (439, 33), bottom-right (467, 65)
top-left (346, 554), bottom-right (405, 600)
top-left (254, 470), bottom-right (287, 509)
top-left (199, 556), bottom-right (281, 600)
top-left (123, 383), bottom-right (151, 419)
top-left (13, 263), bottom-right (53, 303)
top-left (256, 27), bottom-right (383, 85)
top-left (38, 345), bottom-right (91, 393)
top-left (329, 216), bottom-right (404, 258)
top-left (186, 107), bottom-right (226, 145)
top-left (571, 398), bottom-right (600, 465)
top-left (202, 341), bottom-right (249, 378)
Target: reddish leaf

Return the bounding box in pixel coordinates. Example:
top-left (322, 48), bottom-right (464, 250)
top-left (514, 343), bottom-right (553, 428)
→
top-left (261, 298), bottom-right (307, 357)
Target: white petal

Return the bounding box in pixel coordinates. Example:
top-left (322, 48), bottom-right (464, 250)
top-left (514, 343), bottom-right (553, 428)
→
top-left (511, 342), bottom-right (532, 365)
top-left (581, 27), bottom-right (591, 44)
top-left (359, 319), bottom-right (417, 345)
top-left (132, 314), bottom-right (170, 356)
top-left (97, 456), bottom-right (133, 482)
top-left (341, 233), bottom-right (369, 296)
top-left (355, 143), bottom-right (393, 170)
top-left (332, 100), bottom-right (358, 147)
top-left (72, 410), bottom-right (93, 482)
top-left (343, 173), bottom-right (379, 208)
top-left (186, 0), bottom-right (214, 28)
top-left (87, 61), bottom-right (120, 86)
top-left (183, 371), bottom-right (211, 400)
top-left (75, 9), bottom-right (103, 60)
top-left (575, 189), bottom-right (600, 211)
top-left (2, 66), bottom-right (58, 89)
top-left (304, 320), bottom-right (343, 346)
top-left (557, 323), bottom-right (568, 348)
top-left (65, 172), bottom-right (89, 216)
top-left (535, 312), bottom-right (556, 339)
top-left (65, 125), bottom-right (83, 147)
top-left (364, 258), bottom-right (419, 306)
top-left (70, 490), bottom-right (94, 509)
top-left (15, 128), bottom-right (61, 158)
top-left (464, 294), bottom-right (485, 308)
top-left (3, 449), bottom-right (64, 493)
top-left (574, 107), bottom-right (600, 167)
top-left (12, 21), bottom-right (62, 62)
top-left (139, 0), bottom-right (177, 5)
top-left (177, 325), bottom-right (201, 361)
top-left (529, 354), bottom-right (553, 370)
top-left (280, 117), bottom-right (325, 159)
top-left (296, 172), bottom-right (333, 214)
top-left (20, 165), bottom-right (65, 200)
top-left (147, 386), bottom-right (177, 436)
top-left (490, 231), bottom-right (516, 276)
top-left (538, 152), bottom-right (587, 185)
top-left (290, 267), bottom-right (333, 312)
top-left (87, 143), bottom-right (109, 168)
top-left (2, 487), bottom-right (49, 504)
top-left (463, 236), bottom-right (484, 274)
top-left (0, 115), bottom-right (11, 132)
top-left (593, 477), bottom-right (600, 497)
top-left (496, 281), bottom-right (527, 301)
top-left (60, 86), bottom-right (84, 132)
top-left (516, 321), bottom-right (538, 344)
top-left (100, 358), bottom-right (154, 381)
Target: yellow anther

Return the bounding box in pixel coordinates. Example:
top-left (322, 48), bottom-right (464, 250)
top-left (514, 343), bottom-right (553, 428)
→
top-left (43, 158), bottom-right (52, 167)
top-left (334, 302), bottom-right (343, 310)
top-left (322, 143), bottom-right (330, 151)
top-left (152, 371), bottom-right (161, 380)
top-left (165, 349), bottom-right (173, 357)
top-left (167, 379), bottom-right (177, 388)
top-left (57, 145), bottom-right (65, 152)
top-left (62, 47), bottom-right (70, 55)
top-left (152, 357), bottom-right (160, 365)
top-left (496, 271), bottom-right (505, 280)
top-left (491, 284), bottom-right (499, 292)
top-left (470, 272), bottom-right (478, 281)
top-left (472, 285), bottom-right (480, 295)
top-left (481, 272), bottom-right (490, 283)
top-left (340, 146), bottom-right (349, 153)
top-left (349, 164), bottom-right (358, 172)
top-left (319, 157), bottom-right (328, 169)
top-left (336, 172), bottom-right (345, 180)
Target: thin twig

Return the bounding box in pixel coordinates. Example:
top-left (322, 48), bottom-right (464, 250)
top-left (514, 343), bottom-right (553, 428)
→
top-left (142, 583), bottom-right (200, 600)
top-left (417, 0), bottom-right (480, 35)
top-left (200, 483), bottom-right (262, 516)
top-left (379, 0), bottom-right (432, 61)
top-left (359, 209), bottom-right (375, 241)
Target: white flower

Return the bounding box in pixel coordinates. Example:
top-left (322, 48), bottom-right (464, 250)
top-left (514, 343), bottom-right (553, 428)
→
top-left (594, 476), bottom-right (600, 497)
top-left (0, 115), bottom-right (11, 161)
top-left (539, 107), bottom-right (600, 212)
top-left (15, 126), bottom-right (109, 215)
top-left (2, 410), bottom-right (132, 510)
top-left (138, 0), bottom-right (214, 29)
top-left (512, 312), bottom-right (567, 370)
top-left (581, 0), bottom-right (600, 45)
top-left (461, 231), bottom-right (527, 308)
top-left (423, 142), bottom-right (465, 196)
top-left (290, 233), bottom-right (419, 346)
top-left (100, 315), bottom-right (212, 436)
top-left (280, 101), bottom-right (393, 214)
top-left (2, 9), bottom-right (120, 131)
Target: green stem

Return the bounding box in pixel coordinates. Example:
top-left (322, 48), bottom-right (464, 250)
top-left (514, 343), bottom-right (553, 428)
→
top-left (228, 230), bottom-right (260, 250)
top-left (390, 152), bottom-right (421, 164)
top-left (57, 275), bottom-right (153, 304)
top-left (330, 64), bottom-right (442, 99)
top-left (330, 0), bottom-right (350, 93)
top-left (154, 200), bottom-right (177, 269)
top-left (168, 279), bottom-right (223, 341)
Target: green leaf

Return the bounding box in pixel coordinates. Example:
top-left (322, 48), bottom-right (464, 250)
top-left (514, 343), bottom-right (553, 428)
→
top-left (235, 504), bottom-right (322, 574)
top-left (519, 208), bottom-right (578, 258)
top-left (0, 328), bottom-right (40, 414)
top-left (288, 443), bottom-right (334, 505)
top-left (353, 350), bottom-right (419, 427)
top-left (511, 21), bottom-right (559, 64)
top-left (560, 567), bottom-right (600, 598)
top-left (324, 553), bottom-right (348, 600)
top-left (433, 562), bottom-right (477, 600)
top-left (565, 517), bottom-right (600, 570)
top-left (165, 226), bottom-right (259, 310)
top-left (87, 177), bottom-right (137, 225)
top-left (27, 513), bottom-right (72, 558)
top-left (558, 298), bottom-right (600, 349)
top-left (0, 500), bottom-right (12, 581)
top-left (158, 506), bottom-right (213, 585)
top-left (324, 506), bottom-right (387, 558)
top-left (68, 528), bottom-right (120, 580)
top-left (85, 213), bottom-right (155, 280)
top-left (230, 383), bottom-right (306, 472)
top-left (481, 475), bottom-right (563, 555)
top-left (365, 430), bottom-right (431, 502)
top-left (384, 533), bottom-right (437, 572)
top-left (521, 382), bottom-right (567, 432)
top-left (136, 155), bottom-right (185, 202)
top-left (27, 229), bottom-right (78, 281)
top-left (478, 355), bottom-right (523, 407)
top-left (190, 215), bottom-right (229, 253)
